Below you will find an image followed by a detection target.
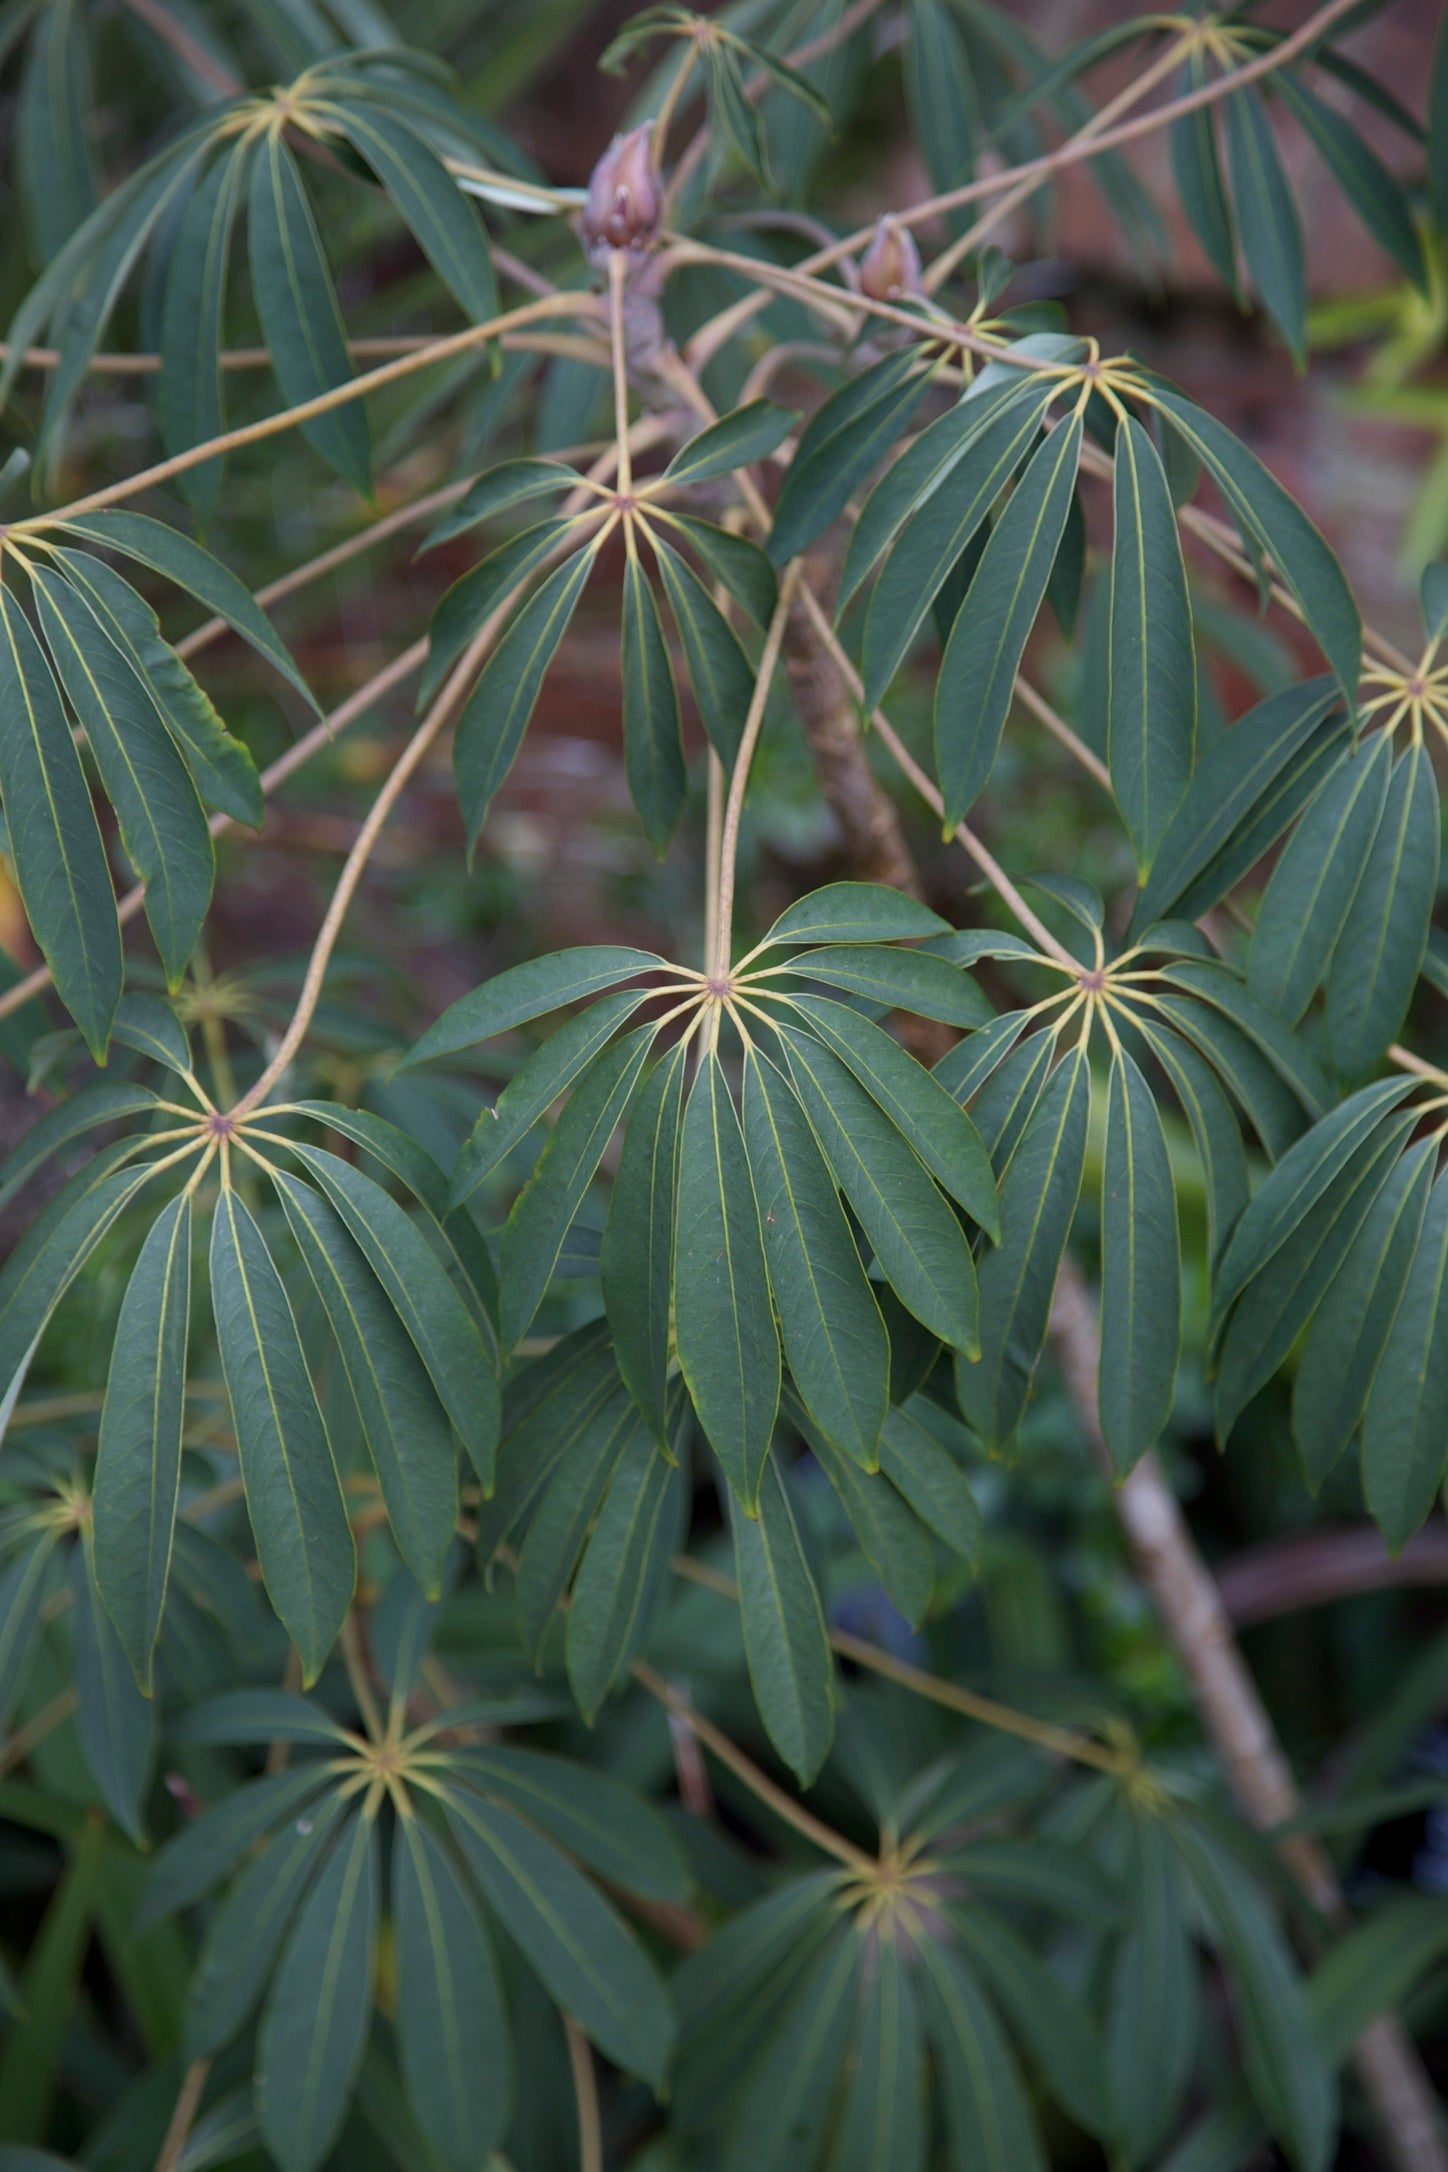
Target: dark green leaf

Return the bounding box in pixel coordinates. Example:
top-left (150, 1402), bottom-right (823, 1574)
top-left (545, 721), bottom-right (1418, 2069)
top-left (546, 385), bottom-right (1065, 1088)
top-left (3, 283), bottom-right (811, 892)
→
top-left (769, 353), bottom-right (938, 567)
top-left (952, 1903), bottom-right (1113, 2138)
top-left (407, 947), bottom-right (660, 1069)
top-left (1134, 1019), bottom-right (1247, 1274)
top-left (459, 1744), bottom-right (688, 1902)
top-left (0, 1081), bottom-right (159, 1216)
top-left (727, 1458), bottom-right (834, 1785)
top-left (1109, 416), bottom-right (1196, 872)
top-left (754, 881), bottom-right (950, 950)
top-left (157, 144), bottom-right (251, 520)
top-left (1248, 733), bottom-right (1390, 1025)
top-left (878, 1401), bottom-right (981, 1562)
top-left (790, 1394), bottom-right (933, 1626)
top-left (499, 1023), bottom-right (655, 1349)
top-left (1225, 87), bottom-right (1307, 363)
top-left (0, 1534), bottom-right (57, 1728)
top-left (443, 1788), bottom-right (675, 2083)
top-left (956, 1047), bottom-right (1090, 1450)
top-left (325, 99), bottom-right (497, 322)
top-left (93, 1193), bottom-right (191, 1691)
top-left (272, 1172), bottom-right (457, 1597)
top-left (1153, 961), bottom-right (1330, 1126)
top-left (565, 1418), bottom-right (685, 1720)
top-left (1363, 1172), bottom-right (1448, 1552)
top-left (722, 1920), bottom-right (861, 2172)
top-left (209, 1188), bottom-right (355, 1683)
top-left (454, 545), bottom-right (596, 848)
top-left (829, 1936), bottom-right (925, 2172)
top-left (780, 944), bottom-right (991, 1029)
top-left (1324, 742), bottom-right (1438, 1079)
top-left (0, 1147), bottom-right (161, 1404)
top-left (1109, 1810), bottom-right (1199, 2164)
top-left (0, 588), bottom-right (121, 1058)
top-left (248, 132), bottom-right (371, 492)
top-left (744, 1049), bottom-right (889, 1468)
top-left (1152, 391), bottom-right (1360, 701)
top-left (1099, 1045), bottom-right (1180, 1474)
top-left (139, 1766), bottom-right (334, 1928)
top-left (662, 400), bottom-right (797, 486)
top-left (651, 529), bottom-right (754, 765)
top-left (1170, 58), bottom-right (1237, 293)
top-left (621, 551), bottom-right (685, 853)
top-left (392, 1815), bottom-right (509, 2170)
top-left (256, 1810), bottom-right (379, 2172)
top-left (919, 1942), bottom-right (1045, 2172)
top-left (419, 459), bottom-right (578, 554)
top-left (658, 512), bottom-right (777, 626)
top-left (935, 413), bottom-right (1084, 827)
top-left (1276, 76), bottom-right (1425, 288)
top-left (675, 1049), bottom-right (780, 1507)
top-left (33, 564), bottom-right (213, 986)
top-left (419, 515), bottom-right (580, 708)
top-left (602, 1041), bottom-right (686, 1444)
top-left (777, 1025), bottom-right (977, 1351)
top-left (514, 1382), bottom-right (639, 1655)
top-left (72, 1533), bottom-right (154, 1842)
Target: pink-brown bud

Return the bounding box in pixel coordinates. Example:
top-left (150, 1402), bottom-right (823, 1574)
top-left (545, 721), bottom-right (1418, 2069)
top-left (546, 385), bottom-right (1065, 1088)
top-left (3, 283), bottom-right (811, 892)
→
top-left (582, 124), bottom-right (663, 258)
top-left (858, 216), bottom-right (922, 303)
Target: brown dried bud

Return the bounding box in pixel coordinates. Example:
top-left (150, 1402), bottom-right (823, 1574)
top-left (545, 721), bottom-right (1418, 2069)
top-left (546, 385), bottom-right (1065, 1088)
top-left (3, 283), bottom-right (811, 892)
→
top-left (858, 216), bottom-right (922, 303)
top-left (582, 124), bottom-right (663, 259)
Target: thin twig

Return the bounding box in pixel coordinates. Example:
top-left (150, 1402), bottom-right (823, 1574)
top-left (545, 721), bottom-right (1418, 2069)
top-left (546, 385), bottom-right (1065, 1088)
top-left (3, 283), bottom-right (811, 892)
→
top-left (563, 2016), bottom-right (603, 2172)
top-left (152, 2057), bottom-right (213, 2172)
top-left (714, 565), bottom-right (803, 976)
top-left (0, 1688), bottom-right (78, 1778)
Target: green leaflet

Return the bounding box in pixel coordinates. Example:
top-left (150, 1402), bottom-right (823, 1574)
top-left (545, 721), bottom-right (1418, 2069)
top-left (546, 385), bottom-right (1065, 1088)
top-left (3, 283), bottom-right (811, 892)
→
top-left (769, 351), bottom-right (939, 567)
top-left (1215, 1115), bottom-right (1415, 1442)
top-left (157, 141), bottom-right (252, 521)
top-left (878, 1401), bottom-right (982, 1563)
top-left (55, 512), bottom-right (315, 712)
top-left (776, 1023), bottom-right (976, 1351)
top-left (1293, 1136), bottom-right (1435, 1491)
top-left (620, 550), bottom-right (685, 854)
top-left (0, 587), bottom-right (120, 1058)
top-left (1099, 1046), bottom-right (1181, 1474)
top-left (1169, 1817), bottom-right (1334, 2172)
top-left (139, 1765), bottom-right (335, 1928)
top-left (113, 989), bottom-right (192, 1075)
top-left (480, 1320), bottom-right (618, 1560)
top-left (93, 1194), bottom-right (191, 1692)
top-left (1170, 57), bottom-right (1237, 294)
top-left (1155, 960), bottom-right (1330, 1122)
top-left (71, 1532), bottom-right (154, 1843)
top-left (918, 1941), bottom-right (1046, 2172)
top-left (650, 529), bottom-right (753, 765)
top-left (935, 411), bottom-right (1084, 826)
top-left (256, 1809), bottom-right (379, 2172)
top-left (392, 1816), bottom-right (510, 2170)
top-left (781, 943), bottom-right (992, 1029)
top-left (1108, 416), bottom-right (1195, 873)
top-left (721, 1921), bottom-right (861, 2172)
top-left (602, 1041), bottom-right (687, 1445)
top-left (284, 1142), bottom-right (499, 1486)
top-left (1362, 1172), bottom-right (1448, 1552)
top-left (786, 990), bottom-right (999, 1233)
top-left (515, 1383), bottom-right (639, 1654)
top-left (458, 1745), bottom-right (688, 1902)
top-left (0, 1534), bottom-right (57, 1729)
top-left (16, 0), bottom-right (96, 265)
top-left (404, 946), bottom-right (661, 1068)
top-left (675, 1049), bottom-right (780, 1507)
top-left (904, 0), bottom-right (976, 208)
top-left (209, 1189), bottom-right (355, 1683)
top-left (1275, 76), bottom-right (1425, 289)
top-left (661, 399), bottom-right (797, 486)
top-left (0, 1146), bottom-right (162, 1403)
top-left (1135, 677), bottom-right (1346, 926)
top-left (172, 1687), bottom-right (355, 1749)
top-left (656, 511), bottom-right (777, 626)
top-left (453, 544), bottom-right (597, 849)
top-left (951, 1902), bottom-right (1114, 2139)
top-left (419, 459), bottom-right (578, 554)
top-left (322, 99), bottom-right (497, 322)
top-left (789, 1394), bottom-right (934, 1626)
top-left (754, 881), bottom-right (950, 951)
top-left (248, 131), bottom-right (371, 493)
top-left (1151, 391), bottom-right (1361, 702)
top-left (861, 377), bottom-right (1057, 708)
top-left (442, 1788), bottom-right (675, 2084)
top-left (565, 1418), bottom-right (685, 1721)
top-left (841, 385), bottom-right (1022, 612)
top-left (0, 1080), bottom-right (158, 1216)
top-left (1248, 732), bottom-right (1391, 1026)
top-left (1324, 742), bottom-right (1439, 1080)
top-left (183, 1786), bottom-right (350, 2057)
top-left (828, 1937), bottom-right (925, 2172)
top-left (1225, 87), bottom-right (1306, 364)
top-left (941, 1836), bottom-right (1116, 1924)
top-left (956, 1047), bottom-right (1090, 1451)
top-left (499, 1022), bottom-right (656, 1350)
top-left (1212, 1078), bottom-right (1414, 1329)
top-left (419, 515), bottom-right (579, 708)
top-left (271, 1172), bottom-right (457, 1597)
top-left (727, 1459), bottom-right (834, 1785)
top-left (1134, 1019), bottom-right (1247, 1276)
top-left (32, 564), bottom-right (213, 987)
top-left (1108, 1810), bottom-right (1200, 2165)
top-left (49, 550), bottom-right (264, 825)
top-left (743, 1049), bottom-right (889, 1469)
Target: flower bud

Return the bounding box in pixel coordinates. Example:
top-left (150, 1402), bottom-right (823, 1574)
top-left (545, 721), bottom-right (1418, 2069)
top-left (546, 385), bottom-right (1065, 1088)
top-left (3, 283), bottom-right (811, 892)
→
top-left (858, 216), bottom-right (922, 303)
top-left (582, 124), bottom-right (663, 258)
